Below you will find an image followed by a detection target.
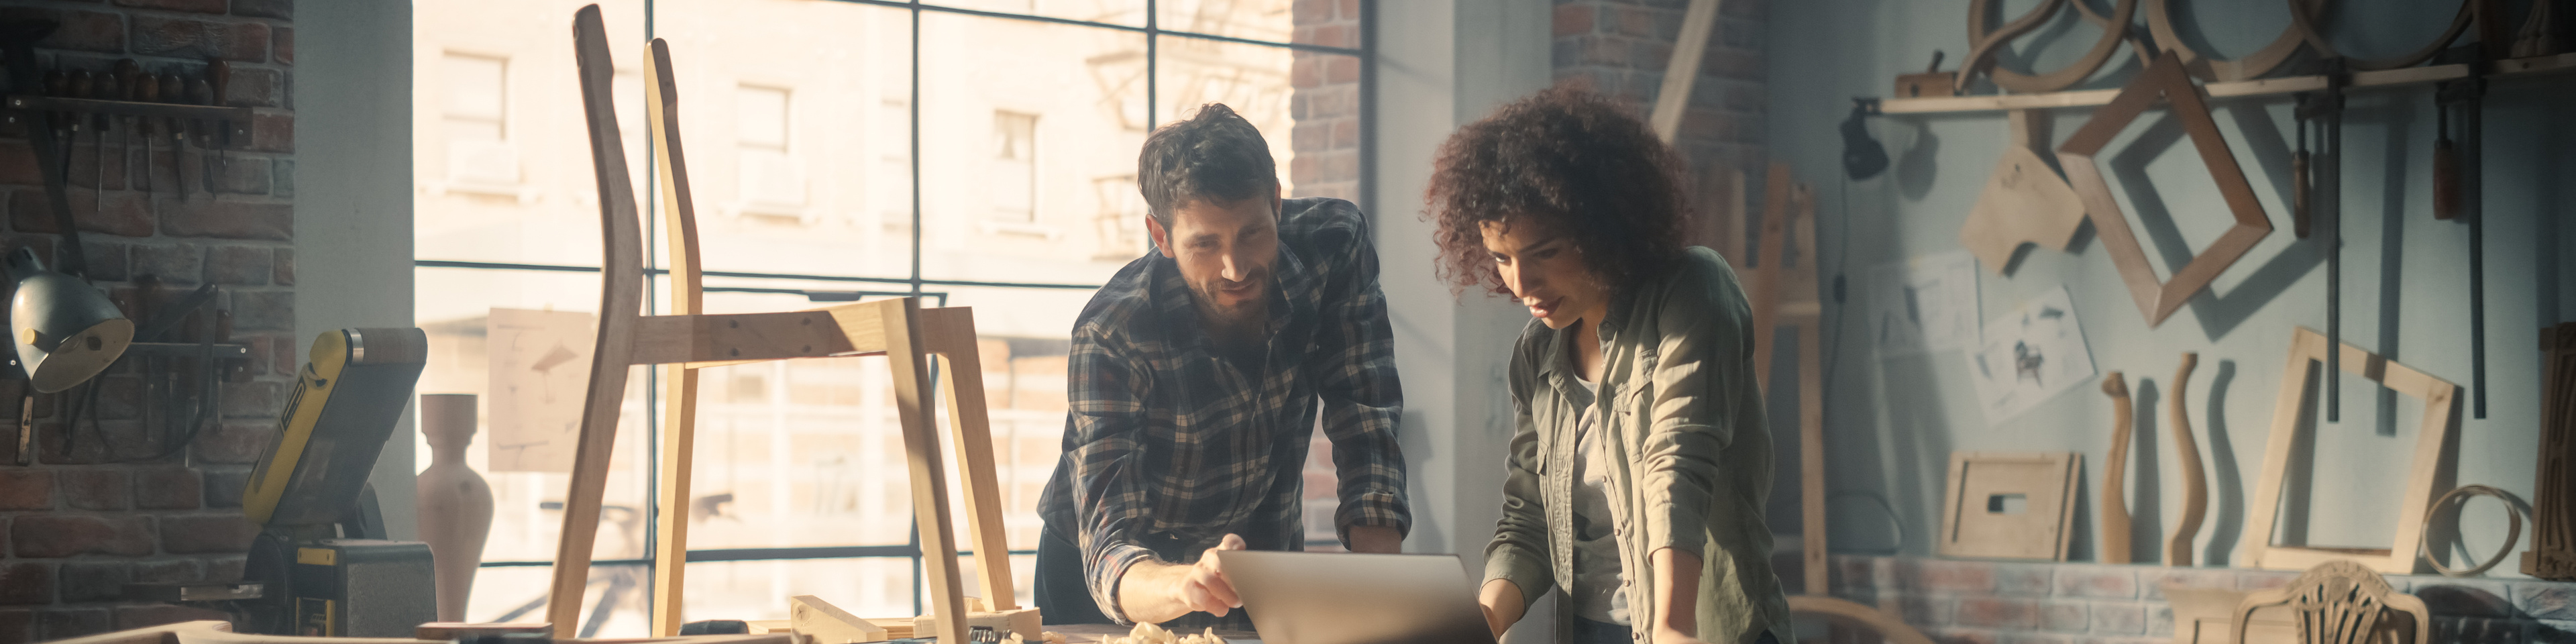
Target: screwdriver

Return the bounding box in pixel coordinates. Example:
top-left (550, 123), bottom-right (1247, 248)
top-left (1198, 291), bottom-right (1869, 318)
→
top-left (95, 71), bottom-right (117, 196)
top-left (206, 60), bottom-right (230, 193)
top-left (158, 72), bottom-right (186, 203)
top-left (68, 69), bottom-right (94, 194)
top-left (113, 60), bottom-right (146, 201)
top-left (189, 76), bottom-right (215, 195)
top-left (133, 66), bottom-right (159, 211)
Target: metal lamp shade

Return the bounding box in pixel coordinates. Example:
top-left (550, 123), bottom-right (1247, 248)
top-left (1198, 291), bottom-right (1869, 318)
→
top-left (8, 250), bottom-right (132, 393)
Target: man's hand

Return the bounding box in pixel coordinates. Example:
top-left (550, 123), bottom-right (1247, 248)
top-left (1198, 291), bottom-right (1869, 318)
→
top-left (1344, 525), bottom-right (1401, 553)
top-left (1115, 533), bottom-right (1248, 623)
top-left (1477, 579), bottom-right (1523, 639)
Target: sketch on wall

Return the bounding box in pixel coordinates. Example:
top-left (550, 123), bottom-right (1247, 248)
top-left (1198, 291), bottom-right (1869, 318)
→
top-left (1868, 252), bottom-right (1982, 356)
top-left (486, 307), bottom-right (598, 473)
top-left (1964, 285), bottom-right (2096, 422)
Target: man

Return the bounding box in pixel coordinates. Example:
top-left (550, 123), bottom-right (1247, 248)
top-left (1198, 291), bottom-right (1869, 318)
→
top-left (1034, 103), bottom-right (1409, 631)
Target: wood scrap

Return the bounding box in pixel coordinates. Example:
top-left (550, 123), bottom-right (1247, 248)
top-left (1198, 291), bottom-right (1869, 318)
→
top-left (1939, 451), bottom-right (2081, 560)
top-left (2101, 372), bottom-right (2135, 564)
top-left (1959, 109), bottom-right (2086, 274)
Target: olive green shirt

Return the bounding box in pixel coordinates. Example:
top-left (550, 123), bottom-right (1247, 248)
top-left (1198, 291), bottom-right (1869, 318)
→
top-left (1482, 247), bottom-right (1792, 644)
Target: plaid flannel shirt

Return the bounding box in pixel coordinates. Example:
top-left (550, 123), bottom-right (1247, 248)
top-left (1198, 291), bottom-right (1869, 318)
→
top-left (1037, 197), bottom-right (1411, 629)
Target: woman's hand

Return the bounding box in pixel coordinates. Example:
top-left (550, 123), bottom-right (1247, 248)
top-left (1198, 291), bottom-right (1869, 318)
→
top-left (1477, 579), bottom-right (1525, 639)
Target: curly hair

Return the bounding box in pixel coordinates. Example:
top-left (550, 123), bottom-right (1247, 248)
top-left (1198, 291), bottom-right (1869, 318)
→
top-left (1424, 87), bottom-right (1692, 298)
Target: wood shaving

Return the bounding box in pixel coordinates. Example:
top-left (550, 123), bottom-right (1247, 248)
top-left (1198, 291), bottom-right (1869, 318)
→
top-left (1000, 631), bottom-right (1065, 644)
top-left (1099, 623), bottom-right (1224, 644)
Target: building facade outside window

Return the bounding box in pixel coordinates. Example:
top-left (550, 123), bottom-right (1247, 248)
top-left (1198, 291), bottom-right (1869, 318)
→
top-left (411, 0), bottom-right (1369, 635)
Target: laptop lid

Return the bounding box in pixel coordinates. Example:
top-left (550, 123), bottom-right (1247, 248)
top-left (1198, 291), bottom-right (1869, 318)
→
top-left (1215, 551), bottom-right (1498, 644)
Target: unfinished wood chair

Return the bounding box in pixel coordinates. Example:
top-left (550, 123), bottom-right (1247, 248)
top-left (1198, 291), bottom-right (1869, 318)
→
top-left (2233, 559), bottom-right (2431, 644)
top-left (551, 7), bottom-right (1017, 643)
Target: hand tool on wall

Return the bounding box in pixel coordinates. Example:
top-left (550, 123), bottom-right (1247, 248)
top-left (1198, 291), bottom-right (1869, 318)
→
top-left (43, 70), bottom-right (72, 185)
top-left (2295, 60), bottom-right (2349, 423)
top-left (158, 72), bottom-right (187, 203)
top-left (113, 59), bottom-right (148, 205)
top-left (189, 76), bottom-right (215, 195)
top-left (94, 70), bottom-right (116, 196)
top-left (67, 69), bottom-right (94, 196)
top-left (207, 60), bottom-right (230, 191)
top-left (2437, 74), bottom-right (2490, 419)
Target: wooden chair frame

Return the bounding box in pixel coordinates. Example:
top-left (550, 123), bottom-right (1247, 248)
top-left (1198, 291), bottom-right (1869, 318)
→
top-left (2233, 559), bottom-right (2430, 644)
top-left (556, 9), bottom-right (1012, 643)
top-left (2243, 327), bottom-right (2458, 574)
top-left (2056, 50), bottom-right (2275, 328)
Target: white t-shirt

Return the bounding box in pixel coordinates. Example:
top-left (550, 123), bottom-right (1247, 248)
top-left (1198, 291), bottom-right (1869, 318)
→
top-left (1569, 378), bottom-right (1631, 625)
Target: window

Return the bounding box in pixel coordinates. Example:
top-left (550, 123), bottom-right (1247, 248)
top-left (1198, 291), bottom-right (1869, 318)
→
top-left (991, 111), bottom-right (1038, 223)
top-left (441, 52), bottom-right (517, 189)
top-left (736, 85), bottom-right (807, 220)
top-left (413, 0), bottom-right (1371, 635)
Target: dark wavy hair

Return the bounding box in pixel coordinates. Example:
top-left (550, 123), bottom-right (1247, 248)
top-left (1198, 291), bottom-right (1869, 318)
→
top-left (1425, 87), bottom-right (1690, 298)
top-left (1138, 103), bottom-right (1277, 228)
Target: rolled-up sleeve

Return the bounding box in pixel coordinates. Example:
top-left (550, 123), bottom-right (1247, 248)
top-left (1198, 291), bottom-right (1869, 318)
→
top-left (1483, 334), bottom-right (1554, 610)
top-left (1063, 325), bottom-right (1163, 624)
top-left (1635, 256), bottom-right (1758, 558)
top-left (1305, 209), bottom-right (1412, 543)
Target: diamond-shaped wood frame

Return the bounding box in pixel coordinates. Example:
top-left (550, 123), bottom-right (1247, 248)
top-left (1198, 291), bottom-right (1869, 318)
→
top-left (2243, 326), bottom-right (2458, 574)
top-left (2055, 50), bottom-right (2273, 327)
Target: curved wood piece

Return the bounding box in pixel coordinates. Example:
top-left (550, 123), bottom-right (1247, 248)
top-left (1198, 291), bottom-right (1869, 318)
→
top-left (2055, 51), bottom-right (2274, 327)
top-left (2245, 327), bottom-right (2460, 574)
top-left (551, 5), bottom-right (650, 633)
top-left (2167, 352), bottom-right (2206, 567)
top-left (2100, 372), bottom-right (2135, 564)
top-left (1960, 109), bottom-right (2087, 274)
top-left (1787, 596), bottom-right (1937, 644)
top-left (1955, 0), bottom-right (2067, 93)
top-left (2233, 559), bottom-right (2430, 644)
top-left (2149, 0), bottom-right (2332, 82)
top-left (1960, 0), bottom-right (2139, 93)
top-left (646, 37), bottom-right (708, 637)
top-left (2419, 484), bottom-right (2530, 577)
top-left (2288, 0), bottom-right (2476, 72)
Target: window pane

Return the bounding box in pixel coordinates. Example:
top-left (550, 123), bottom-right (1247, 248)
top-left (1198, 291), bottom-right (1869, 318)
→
top-left (1159, 0), bottom-right (1292, 42)
top-left (414, 268), bottom-right (657, 568)
top-left (1155, 39), bottom-right (1356, 201)
top-left (416, 0), bottom-right (645, 268)
top-left (464, 564), bottom-right (654, 637)
top-left (918, 13), bottom-right (1146, 283)
top-left (928, 0), bottom-right (1148, 28)
top-left (648, 0), bottom-right (915, 279)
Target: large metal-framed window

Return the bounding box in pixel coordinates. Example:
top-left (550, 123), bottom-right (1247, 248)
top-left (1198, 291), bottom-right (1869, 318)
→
top-left (413, 0), bottom-right (1373, 635)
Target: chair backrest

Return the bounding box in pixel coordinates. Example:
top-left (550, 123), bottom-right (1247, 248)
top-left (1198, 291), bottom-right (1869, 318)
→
top-left (2233, 559), bottom-right (2430, 644)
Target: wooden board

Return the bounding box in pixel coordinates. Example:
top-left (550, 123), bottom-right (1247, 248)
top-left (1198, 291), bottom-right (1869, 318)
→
top-left (552, 7), bottom-right (649, 632)
top-left (790, 594), bottom-right (890, 644)
top-left (2527, 322), bottom-right (2576, 580)
top-left (647, 37), bottom-right (707, 636)
top-left (2242, 327), bottom-right (2459, 574)
top-left (2167, 352), bottom-right (2208, 567)
top-left (2057, 51), bottom-right (2274, 327)
top-left (2100, 372), bottom-right (2135, 564)
top-left (1959, 109), bottom-right (2086, 274)
top-left (1939, 451), bottom-right (2081, 560)
top-left (1648, 0), bottom-right (1725, 142)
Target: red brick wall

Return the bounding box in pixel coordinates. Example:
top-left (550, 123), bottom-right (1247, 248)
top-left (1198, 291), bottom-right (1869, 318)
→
top-left (0, 1), bottom-right (294, 641)
top-left (1287, 0), bottom-right (1359, 203)
top-left (1552, 0), bottom-right (1765, 251)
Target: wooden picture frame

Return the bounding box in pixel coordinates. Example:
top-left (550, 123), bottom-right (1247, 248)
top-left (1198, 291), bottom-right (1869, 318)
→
top-left (1939, 451), bottom-right (2081, 560)
top-left (2055, 50), bottom-right (2274, 328)
top-left (2243, 327), bottom-right (2459, 574)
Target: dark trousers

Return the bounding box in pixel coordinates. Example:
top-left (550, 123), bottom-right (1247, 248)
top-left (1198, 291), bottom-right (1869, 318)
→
top-left (1571, 617), bottom-right (1780, 644)
top-left (1034, 526), bottom-right (1113, 625)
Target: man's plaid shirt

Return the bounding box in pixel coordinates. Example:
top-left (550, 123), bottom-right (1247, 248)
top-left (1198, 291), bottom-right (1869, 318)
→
top-left (1038, 197), bottom-right (1411, 629)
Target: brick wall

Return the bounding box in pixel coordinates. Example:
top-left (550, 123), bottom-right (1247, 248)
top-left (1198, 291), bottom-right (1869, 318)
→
top-left (1552, 0), bottom-right (1765, 250)
top-left (0, 1), bottom-right (294, 642)
top-left (1826, 555), bottom-right (2576, 644)
top-left (1287, 0), bottom-right (1358, 203)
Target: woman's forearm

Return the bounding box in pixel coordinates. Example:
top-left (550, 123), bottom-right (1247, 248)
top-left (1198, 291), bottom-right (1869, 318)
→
top-left (1478, 578), bottom-right (1525, 638)
top-left (1650, 547), bottom-right (1703, 639)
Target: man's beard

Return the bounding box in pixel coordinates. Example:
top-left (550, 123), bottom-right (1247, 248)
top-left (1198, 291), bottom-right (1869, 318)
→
top-left (1191, 268), bottom-right (1271, 333)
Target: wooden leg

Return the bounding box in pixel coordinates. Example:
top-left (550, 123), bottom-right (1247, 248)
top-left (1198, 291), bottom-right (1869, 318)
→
top-left (883, 300), bottom-right (969, 644)
top-left (1796, 315), bottom-right (1827, 594)
top-left (2100, 372), bottom-right (2134, 564)
top-left (651, 363), bottom-right (700, 634)
top-left (922, 307), bottom-right (1018, 610)
top-left (2168, 352), bottom-right (2206, 567)
top-left (553, 5), bottom-right (650, 632)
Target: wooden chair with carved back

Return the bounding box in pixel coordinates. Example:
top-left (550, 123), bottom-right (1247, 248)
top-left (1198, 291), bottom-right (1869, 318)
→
top-left (2233, 559), bottom-right (2431, 644)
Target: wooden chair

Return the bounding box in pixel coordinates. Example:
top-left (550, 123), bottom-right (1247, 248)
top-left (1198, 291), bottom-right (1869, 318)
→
top-left (551, 8), bottom-right (1017, 643)
top-left (2233, 560), bottom-right (2430, 644)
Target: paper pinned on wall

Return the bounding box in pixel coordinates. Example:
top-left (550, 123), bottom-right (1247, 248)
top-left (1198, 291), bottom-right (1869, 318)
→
top-left (486, 307), bottom-right (597, 473)
top-left (1868, 252), bottom-right (1982, 356)
top-left (1964, 285), bottom-right (2097, 423)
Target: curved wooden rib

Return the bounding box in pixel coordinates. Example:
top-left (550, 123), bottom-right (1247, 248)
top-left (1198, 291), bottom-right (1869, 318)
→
top-left (1960, 0), bottom-right (2139, 93)
top-left (646, 36), bottom-right (707, 637)
top-left (2149, 0), bottom-right (2331, 82)
top-left (552, 5), bottom-right (650, 632)
top-left (2167, 352), bottom-right (2206, 567)
top-left (2287, 0), bottom-right (2476, 72)
top-left (1787, 596), bottom-right (1937, 644)
top-left (2100, 372), bottom-right (2135, 564)
top-left (2233, 559), bottom-right (2428, 644)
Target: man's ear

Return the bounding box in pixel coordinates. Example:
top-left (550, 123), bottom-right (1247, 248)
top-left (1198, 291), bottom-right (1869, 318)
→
top-left (1146, 215), bottom-right (1176, 259)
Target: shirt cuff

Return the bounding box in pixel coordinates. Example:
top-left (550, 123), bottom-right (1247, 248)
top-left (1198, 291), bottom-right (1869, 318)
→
top-left (1482, 549), bottom-right (1552, 612)
top-left (1334, 490), bottom-right (1411, 545)
top-left (1093, 541), bottom-right (1159, 625)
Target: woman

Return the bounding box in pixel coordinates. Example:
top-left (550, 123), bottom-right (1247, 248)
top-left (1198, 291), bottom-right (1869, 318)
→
top-left (1427, 87), bottom-right (1790, 644)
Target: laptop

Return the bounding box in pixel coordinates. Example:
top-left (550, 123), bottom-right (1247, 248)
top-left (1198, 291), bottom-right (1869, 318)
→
top-left (1214, 551), bottom-right (1499, 644)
